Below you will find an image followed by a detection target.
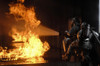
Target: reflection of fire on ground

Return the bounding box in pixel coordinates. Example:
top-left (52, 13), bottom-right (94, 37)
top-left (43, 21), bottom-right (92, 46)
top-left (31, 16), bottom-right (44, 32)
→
top-left (0, 0), bottom-right (58, 64)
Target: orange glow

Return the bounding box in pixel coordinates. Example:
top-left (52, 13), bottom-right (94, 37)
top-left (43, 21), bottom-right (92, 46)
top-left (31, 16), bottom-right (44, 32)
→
top-left (17, 0), bottom-right (24, 3)
top-left (0, 0), bottom-right (50, 63)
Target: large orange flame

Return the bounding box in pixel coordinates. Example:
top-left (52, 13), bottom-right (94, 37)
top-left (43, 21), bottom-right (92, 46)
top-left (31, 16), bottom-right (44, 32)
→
top-left (0, 0), bottom-right (50, 64)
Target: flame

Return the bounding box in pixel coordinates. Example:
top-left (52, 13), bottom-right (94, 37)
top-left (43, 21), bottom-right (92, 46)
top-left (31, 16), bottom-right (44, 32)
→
top-left (17, 0), bottom-right (24, 3)
top-left (9, 3), bottom-right (40, 29)
top-left (0, 0), bottom-right (50, 63)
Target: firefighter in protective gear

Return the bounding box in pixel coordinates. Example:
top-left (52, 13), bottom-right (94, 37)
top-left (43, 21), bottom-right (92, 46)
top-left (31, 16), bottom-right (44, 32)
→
top-left (62, 17), bottom-right (81, 60)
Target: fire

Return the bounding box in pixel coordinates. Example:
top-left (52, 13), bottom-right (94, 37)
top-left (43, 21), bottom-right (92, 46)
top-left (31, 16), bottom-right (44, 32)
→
top-left (17, 0), bottom-right (24, 3)
top-left (9, 3), bottom-right (40, 29)
top-left (0, 0), bottom-right (50, 63)
top-left (10, 28), bottom-right (50, 62)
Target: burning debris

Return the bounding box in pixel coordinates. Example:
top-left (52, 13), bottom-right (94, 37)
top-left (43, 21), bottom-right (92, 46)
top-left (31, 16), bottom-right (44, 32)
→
top-left (0, 0), bottom-right (50, 64)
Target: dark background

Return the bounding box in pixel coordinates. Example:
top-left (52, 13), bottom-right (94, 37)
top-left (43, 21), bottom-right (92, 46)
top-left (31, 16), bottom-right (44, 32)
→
top-left (0, 0), bottom-right (99, 32)
top-left (0, 0), bottom-right (99, 62)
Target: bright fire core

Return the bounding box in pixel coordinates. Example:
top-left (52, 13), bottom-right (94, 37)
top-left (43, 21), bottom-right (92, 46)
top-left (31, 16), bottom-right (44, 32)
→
top-left (0, 0), bottom-right (50, 63)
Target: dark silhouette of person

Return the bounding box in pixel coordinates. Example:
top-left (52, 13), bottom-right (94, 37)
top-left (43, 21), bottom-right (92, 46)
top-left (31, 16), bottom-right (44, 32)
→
top-left (62, 17), bottom-right (81, 61)
top-left (78, 22), bottom-right (100, 66)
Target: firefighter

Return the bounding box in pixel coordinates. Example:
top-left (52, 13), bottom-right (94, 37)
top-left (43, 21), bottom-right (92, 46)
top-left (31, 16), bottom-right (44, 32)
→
top-left (78, 22), bottom-right (100, 66)
top-left (62, 17), bottom-right (81, 61)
